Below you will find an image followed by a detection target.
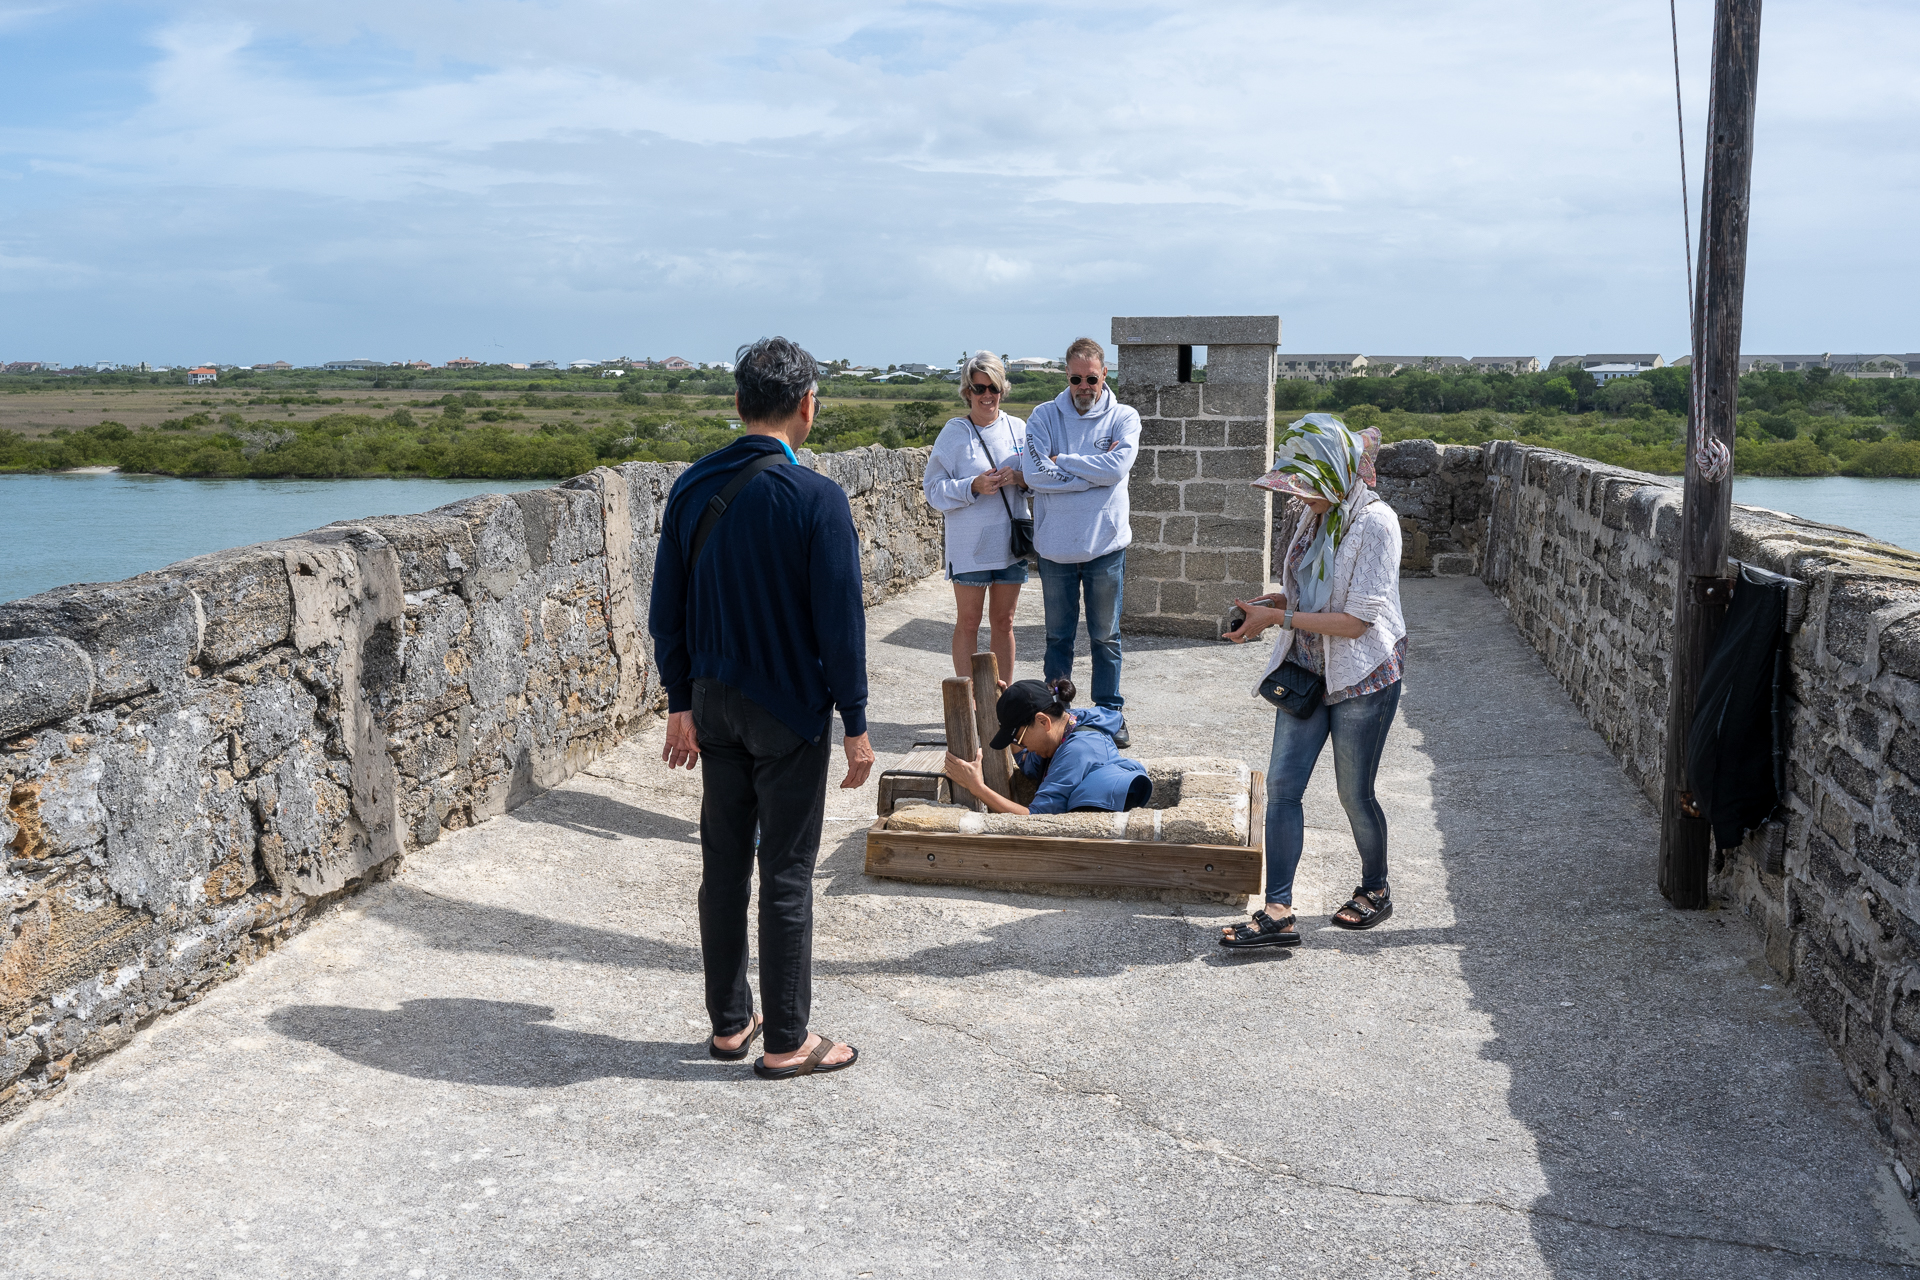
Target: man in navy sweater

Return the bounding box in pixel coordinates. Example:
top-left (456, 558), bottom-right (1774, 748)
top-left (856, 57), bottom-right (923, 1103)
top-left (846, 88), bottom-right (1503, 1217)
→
top-left (648, 336), bottom-right (872, 1078)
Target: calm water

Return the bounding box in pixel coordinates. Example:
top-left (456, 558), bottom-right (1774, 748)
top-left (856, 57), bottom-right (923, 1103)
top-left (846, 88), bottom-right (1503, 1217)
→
top-left (0, 472), bottom-right (553, 603)
top-left (1, 471), bottom-right (1912, 605)
top-left (1731, 476), bottom-right (1920, 554)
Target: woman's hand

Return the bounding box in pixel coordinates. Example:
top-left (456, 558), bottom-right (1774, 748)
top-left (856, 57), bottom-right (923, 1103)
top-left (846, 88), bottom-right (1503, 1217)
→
top-left (944, 748), bottom-right (987, 795)
top-left (1222, 598), bottom-right (1285, 644)
top-left (970, 467), bottom-right (1016, 495)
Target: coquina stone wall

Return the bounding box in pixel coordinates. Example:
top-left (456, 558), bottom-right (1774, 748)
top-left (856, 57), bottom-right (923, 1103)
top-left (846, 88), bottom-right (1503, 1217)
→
top-left (0, 445), bottom-right (941, 1116)
top-left (1463, 439), bottom-right (1920, 1169)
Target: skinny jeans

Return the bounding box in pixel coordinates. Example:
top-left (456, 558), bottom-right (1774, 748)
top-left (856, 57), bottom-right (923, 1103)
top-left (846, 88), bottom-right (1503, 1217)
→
top-left (1262, 678), bottom-right (1401, 907)
top-left (1037, 547), bottom-right (1126, 709)
top-left (692, 678), bottom-right (830, 1055)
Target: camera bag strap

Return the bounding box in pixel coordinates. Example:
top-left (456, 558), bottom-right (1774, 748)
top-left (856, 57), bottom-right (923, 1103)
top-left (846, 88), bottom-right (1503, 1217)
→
top-left (689, 449), bottom-right (788, 567)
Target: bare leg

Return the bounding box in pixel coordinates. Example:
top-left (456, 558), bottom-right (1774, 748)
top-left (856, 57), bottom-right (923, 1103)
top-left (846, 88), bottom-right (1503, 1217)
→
top-left (951, 583), bottom-right (986, 678)
top-left (987, 582), bottom-right (1020, 688)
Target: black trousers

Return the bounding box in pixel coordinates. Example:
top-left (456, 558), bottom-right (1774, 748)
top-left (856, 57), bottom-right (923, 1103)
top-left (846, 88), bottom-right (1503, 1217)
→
top-left (692, 678), bottom-right (830, 1055)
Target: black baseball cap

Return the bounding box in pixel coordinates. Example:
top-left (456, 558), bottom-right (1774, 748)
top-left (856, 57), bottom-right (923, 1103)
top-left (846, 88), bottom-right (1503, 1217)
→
top-left (988, 679), bottom-right (1057, 749)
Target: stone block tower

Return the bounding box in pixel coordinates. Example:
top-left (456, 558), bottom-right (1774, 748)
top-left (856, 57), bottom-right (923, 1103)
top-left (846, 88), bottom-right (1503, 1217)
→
top-left (1112, 315), bottom-right (1280, 638)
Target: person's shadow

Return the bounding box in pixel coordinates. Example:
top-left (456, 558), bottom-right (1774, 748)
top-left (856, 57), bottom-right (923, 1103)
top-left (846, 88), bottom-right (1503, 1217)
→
top-left (267, 998), bottom-right (734, 1086)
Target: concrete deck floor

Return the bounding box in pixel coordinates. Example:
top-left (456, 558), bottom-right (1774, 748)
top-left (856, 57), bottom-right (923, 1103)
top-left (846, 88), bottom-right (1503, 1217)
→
top-left (4, 576), bottom-right (1917, 1279)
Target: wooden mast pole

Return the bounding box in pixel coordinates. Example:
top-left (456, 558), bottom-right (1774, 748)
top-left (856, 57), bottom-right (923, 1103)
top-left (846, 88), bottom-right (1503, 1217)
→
top-left (1659, 0), bottom-right (1763, 907)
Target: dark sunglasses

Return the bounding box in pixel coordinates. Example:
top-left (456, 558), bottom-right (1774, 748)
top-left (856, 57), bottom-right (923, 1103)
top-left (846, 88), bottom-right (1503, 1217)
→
top-left (1069, 374), bottom-right (1103, 385)
top-left (968, 382), bottom-right (1001, 396)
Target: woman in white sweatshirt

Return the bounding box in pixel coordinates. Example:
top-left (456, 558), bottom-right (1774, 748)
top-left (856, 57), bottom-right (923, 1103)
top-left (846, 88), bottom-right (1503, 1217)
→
top-left (922, 351), bottom-right (1029, 683)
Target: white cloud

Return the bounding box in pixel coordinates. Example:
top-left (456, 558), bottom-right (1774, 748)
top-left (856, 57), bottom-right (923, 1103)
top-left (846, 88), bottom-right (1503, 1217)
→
top-left (0, 0), bottom-right (1914, 363)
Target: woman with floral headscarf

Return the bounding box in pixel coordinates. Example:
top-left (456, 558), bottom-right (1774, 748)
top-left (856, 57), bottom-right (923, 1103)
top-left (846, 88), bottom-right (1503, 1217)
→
top-left (1218, 413), bottom-right (1407, 948)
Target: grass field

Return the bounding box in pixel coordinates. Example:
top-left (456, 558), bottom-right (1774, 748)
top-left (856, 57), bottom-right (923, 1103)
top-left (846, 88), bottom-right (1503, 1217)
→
top-left (6, 375), bottom-right (1915, 479)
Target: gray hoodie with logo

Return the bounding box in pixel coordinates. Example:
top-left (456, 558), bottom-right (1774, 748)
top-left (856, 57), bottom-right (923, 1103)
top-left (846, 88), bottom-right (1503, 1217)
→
top-left (1021, 387), bottom-right (1142, 564)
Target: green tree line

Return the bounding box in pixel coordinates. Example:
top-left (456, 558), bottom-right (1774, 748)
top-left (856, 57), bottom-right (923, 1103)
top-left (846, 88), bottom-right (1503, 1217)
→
top-left (1284, 365), bottom-right (1920, 476)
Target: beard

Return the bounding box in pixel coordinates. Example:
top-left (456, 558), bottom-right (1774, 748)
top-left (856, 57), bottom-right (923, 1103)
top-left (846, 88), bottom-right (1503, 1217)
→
top-left (1071, 388), bottom-right (1098, 411)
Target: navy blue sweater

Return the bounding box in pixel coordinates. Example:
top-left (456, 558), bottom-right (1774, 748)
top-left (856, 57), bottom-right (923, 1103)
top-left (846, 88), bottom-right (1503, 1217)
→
top-left (647, 435), bottom-right (869, 742)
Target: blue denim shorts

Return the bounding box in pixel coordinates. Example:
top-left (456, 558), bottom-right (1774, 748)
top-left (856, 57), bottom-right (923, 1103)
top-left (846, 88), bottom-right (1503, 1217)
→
top-left (949, 562), bottom-right (1030, 585)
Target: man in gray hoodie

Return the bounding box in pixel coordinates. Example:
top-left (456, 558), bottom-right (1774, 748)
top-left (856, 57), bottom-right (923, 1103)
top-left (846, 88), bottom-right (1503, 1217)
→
top-left (1022, 337), bottom-right (1142, 747)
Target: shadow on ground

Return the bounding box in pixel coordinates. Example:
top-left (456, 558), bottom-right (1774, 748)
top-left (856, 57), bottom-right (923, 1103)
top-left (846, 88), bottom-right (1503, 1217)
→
top-left (268, 999), bottom-right (734, 1085)
top-left (1391, 581), bottom-right (1920, 1276)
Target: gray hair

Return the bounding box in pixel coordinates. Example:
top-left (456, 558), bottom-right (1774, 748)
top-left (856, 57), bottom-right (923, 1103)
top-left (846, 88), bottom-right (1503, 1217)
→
top-left (958, 350), bottom-right (1009, 403)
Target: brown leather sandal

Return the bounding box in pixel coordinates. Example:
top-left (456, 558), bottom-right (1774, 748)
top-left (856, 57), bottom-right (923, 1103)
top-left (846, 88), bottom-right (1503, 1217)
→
top-left (753, 1034), bottom-right (860, 1080)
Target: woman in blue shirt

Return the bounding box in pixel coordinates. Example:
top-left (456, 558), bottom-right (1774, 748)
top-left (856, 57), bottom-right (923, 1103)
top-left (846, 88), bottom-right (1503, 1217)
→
top-left (945, 678), bottom-right (1152, 814)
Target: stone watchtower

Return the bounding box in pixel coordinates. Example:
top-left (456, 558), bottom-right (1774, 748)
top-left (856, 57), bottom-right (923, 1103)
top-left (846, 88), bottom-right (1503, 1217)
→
top-left (1111, 315), bottom-right (1280, 638)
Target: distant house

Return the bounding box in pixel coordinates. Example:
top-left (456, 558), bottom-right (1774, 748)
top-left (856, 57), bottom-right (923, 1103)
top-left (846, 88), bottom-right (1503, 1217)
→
top-left (1277, 354), bottom-right (1366, 381)
top-left (403, 360), bottom-right (432, 370)
top-left (1366, 355), bottom-right (1469, 376)
top-left (529, 360), bottom-right (558, 370)
top-left (1007, 357), bottom-right (1061, 372)
top-left (323, 359), bottom-right (387, 370)
top-left (503, 363), bottom-right (529, 371)
top-left (445, 356), bottom-right (482, 369)
top-left (659, 356), bottom-right (694, 370)
top-left (840, 365), bottom-right (877, 377)
top-left (252, 361), bottom-right (293, 371)
top-left (1585, 363), bottom-right (1648, 385)
top-left (1469, 356), bottom-right (1541, 375)
top-left (568, 359), bottom-right (602, 370)
top-left (5, 361), bottom-right (47, 374)
top-left (1548, 354), bottom-right (1664, 373)
top-left (598, 368), bottom-right (625, 378)
top-left (187, 367), bottom-right (218, 385)
top-left (1714, 352), bottom-right (1919, 377)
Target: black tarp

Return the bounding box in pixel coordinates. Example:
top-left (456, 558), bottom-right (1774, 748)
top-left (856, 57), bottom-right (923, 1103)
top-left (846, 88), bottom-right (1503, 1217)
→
top-left (1686, 575), bottom-right (1787, 849)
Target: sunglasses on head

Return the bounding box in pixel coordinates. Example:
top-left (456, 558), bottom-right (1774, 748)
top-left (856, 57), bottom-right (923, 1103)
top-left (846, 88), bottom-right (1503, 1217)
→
top-left (1069, 374), bottom-right (1103, 385)
top-left (969, 383), bottom-right (1000, 396)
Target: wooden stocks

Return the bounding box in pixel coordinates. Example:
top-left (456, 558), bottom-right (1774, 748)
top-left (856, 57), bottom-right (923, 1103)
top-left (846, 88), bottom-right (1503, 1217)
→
top-left (941, 676), bottom-right (986, 811)
top-left (970, 651), bottom-right (1013, 799)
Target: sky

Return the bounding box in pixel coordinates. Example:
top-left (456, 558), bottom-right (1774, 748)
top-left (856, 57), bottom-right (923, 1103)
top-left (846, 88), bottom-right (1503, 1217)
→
top-left (1, 0), bottom-right (1915, 369)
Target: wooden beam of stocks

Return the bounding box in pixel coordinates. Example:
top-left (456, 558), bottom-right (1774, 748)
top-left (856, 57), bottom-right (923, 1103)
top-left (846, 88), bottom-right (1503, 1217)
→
top-left (1659, 0), bottom-right (1763, 909)
top-left (970, 651), bottom-right (1014, 798)
top-left (941, 676), bottom-right (986, 812)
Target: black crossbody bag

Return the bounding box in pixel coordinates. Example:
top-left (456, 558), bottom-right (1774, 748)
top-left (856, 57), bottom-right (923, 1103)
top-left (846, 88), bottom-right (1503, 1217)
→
top-left (1259, 654), bottom-right (1325, 719)
top-left (966, 418), bottom-right (1035, 560)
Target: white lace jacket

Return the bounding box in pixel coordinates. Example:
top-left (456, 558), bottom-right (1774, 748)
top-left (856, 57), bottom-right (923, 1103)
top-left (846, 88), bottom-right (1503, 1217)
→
top-left (1256, 497), bottom-right (1406, 695)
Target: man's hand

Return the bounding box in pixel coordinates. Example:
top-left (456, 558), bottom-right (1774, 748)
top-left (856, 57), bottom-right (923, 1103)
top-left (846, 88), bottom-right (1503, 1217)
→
top-left (663, 710), bottom-right (700, 769)
top-left (841, 731), bottom-right (875, 789)
top-left (944, 748), bottom-right (985, 796)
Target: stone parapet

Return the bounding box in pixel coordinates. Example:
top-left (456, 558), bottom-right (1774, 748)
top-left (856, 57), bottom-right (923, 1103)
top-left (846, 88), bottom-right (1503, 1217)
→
top-left (1362, 438), bottom-right (1491, 579)
top-left (0, 444), bottom-right (939, 1117)
top-left (1476, 441), bottom-right (1920, 1172)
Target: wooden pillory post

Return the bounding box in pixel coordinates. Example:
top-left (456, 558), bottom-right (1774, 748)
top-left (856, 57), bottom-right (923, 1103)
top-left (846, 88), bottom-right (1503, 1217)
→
top-left (969, 652), bottom-right (1013, 799)
top-left (1658, 0), bottom-right (1763, 908)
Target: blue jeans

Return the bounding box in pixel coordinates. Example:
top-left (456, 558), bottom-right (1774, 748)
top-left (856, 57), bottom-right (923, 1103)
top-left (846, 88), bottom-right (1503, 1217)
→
top-left (1263, 678), bottom-right (1401, 906)
top-left (1038, 548), bottom-right (1126, 710)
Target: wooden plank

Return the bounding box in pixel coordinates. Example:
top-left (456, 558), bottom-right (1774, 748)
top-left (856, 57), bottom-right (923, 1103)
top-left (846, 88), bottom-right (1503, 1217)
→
top-left (970, 651), bottom-right (1012, 798)
top-left (1659, 0), bottom-right (1762, 910)
top-left (941, 676), bottom-right (985, 811)
top-left (864, 823), bottom-right (1261, 895)
top-left (1249, 770), bottom-right (1266, 852)
top-left (876, 745), bottom-right (953, 815)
